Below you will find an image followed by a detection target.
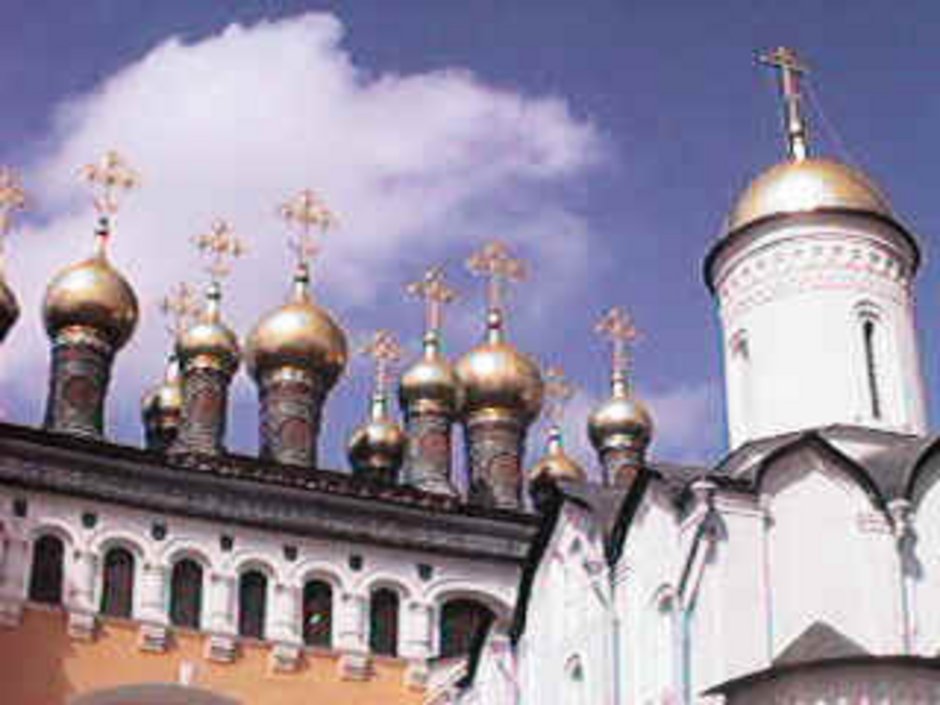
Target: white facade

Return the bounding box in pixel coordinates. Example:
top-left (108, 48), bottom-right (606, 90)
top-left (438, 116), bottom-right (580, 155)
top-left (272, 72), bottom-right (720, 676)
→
top-left (710, 212), bottom-right (926, 448)
top-left (0, 486), bottom-right (519, 679)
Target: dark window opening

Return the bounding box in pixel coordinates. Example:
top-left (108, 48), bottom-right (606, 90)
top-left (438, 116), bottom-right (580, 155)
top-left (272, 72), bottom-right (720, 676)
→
top-left (238, 570), bottom-right (267, 639)
top-left (28, 534), bottom-right (64, 605)
top-left (439, 599), bottom-right (495, 658)
top-left (863, 319), bottom-right (882, 420)
top-left (100, 547), bottom-right (135, 618)
top-left (302, 580), bottom-right (333, 647)
top-left (369, 588), bottom-right (399, 656)
top-left (169, 558), bottom-right (203, 629)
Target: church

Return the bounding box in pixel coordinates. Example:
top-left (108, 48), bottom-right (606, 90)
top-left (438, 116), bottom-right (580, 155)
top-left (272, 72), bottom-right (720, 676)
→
top-left (0, 46), bottom-right (937, 704)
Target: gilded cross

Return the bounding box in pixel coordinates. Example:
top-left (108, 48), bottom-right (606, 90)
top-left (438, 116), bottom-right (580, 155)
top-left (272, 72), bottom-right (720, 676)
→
top-left (359, 330), bottom-right (403, 399)
top-left (543, 366), bottom-right (576, 429)
top-left (466, 241), bottom-right (527, 318)
top-left (192, 219), bottom-right (247, 283)
top-left (758, 46), bottom-right (810, 160)
top-left (405, 266), bottom-right (458, 337)
top-left (0, 167), bottom-right (27, 240)
top-left (278, 189), bottom-right (336, 270)
top-left (159, 282), bottom-right (202, 339)
top-left (80, 150), bottom-right (139, 217)
top-left (595, 307), bottom-right (639, 394)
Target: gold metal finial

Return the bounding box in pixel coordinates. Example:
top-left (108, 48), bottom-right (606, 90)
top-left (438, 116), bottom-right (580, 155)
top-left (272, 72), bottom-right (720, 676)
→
top-left (595, 307), bottom-right (639, 396)
top-left (80, 150), bottom-right (139, 217)
top-left (159, 282), bottom-right (202, 339)
top-left (359, 329), bottom-right (403, 400)
top-left (192, 219), bottom-right (247, 284)
top-left (466, 241), bottom-right (526, 339)
top-left (406, 266), bottom-right (458, 350)
top-left (759, 46), bottom-right (810, 161)
top-left (543, 365), bottom-right (576, 430)
top-left (0, 167), bottom-right (27, 242)
top-left (278, 189), bottom-right (336, 272)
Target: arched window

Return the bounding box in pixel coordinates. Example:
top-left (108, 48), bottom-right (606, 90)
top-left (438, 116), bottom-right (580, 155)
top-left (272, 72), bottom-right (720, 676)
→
top-left (238, 570), bottom-right (267, 640)
top-left (439, 598), bottom-right (495, 658)
top-left (369, 588), bottom-right (399, 656)
top-left (862, 318), bottom-right (882, 419)
top-left (28, 534), bottom-right (64, 605)
top-left (302, 580), bottom-right (332, 647)
top-left (169, 559), bottom-right (203, 629)
top-left (100, 546), bottom-right (135, 618)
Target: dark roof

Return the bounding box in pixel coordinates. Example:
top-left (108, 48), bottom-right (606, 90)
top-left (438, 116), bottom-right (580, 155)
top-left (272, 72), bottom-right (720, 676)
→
top-left (0, 421), bottom-right (538, 562)
top-left (775, 621), bottom-right (868, 666)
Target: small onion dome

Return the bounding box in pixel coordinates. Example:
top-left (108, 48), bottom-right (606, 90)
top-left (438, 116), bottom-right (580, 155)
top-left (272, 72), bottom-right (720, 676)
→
top-left (530, 429), bottom-right (586, 485)
top-left (0, 277), bottom-right (19, 343)
top-left (141, 358), bottom-right (182, 429)
top-left (43, 254), bottom-right (138, 349)
top-left (455, 317), bottom-right (543, 422)
top-left (348, 396), bottom-right (406, 476)
top-left (399, 343), bottom-right (461, 414)
top-left (245, 269), bottom-right (347, 387)
top-left (726, 157), bottom-right (893, 234)
top-left (177, 286), bottom-right (240, 374)
top-left (588, 393), bottom-right (653, 452)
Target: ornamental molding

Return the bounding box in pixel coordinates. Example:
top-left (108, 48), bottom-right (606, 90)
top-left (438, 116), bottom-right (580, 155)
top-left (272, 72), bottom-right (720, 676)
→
top-left (716, 236), bottom-right (914, 322)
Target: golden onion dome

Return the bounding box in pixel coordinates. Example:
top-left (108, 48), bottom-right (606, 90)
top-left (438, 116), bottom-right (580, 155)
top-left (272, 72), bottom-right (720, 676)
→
top-left (347, 412), bottom-right (406, 475)
top-left (399, 351), bottom-right (461, 412)
top-left (43, 254), bottom-right (139, 349)
top-left (455, 337), bottom-right (544, 422)
top-left (588, 393), bottom-right (653, 451)
top-left (0, 277), bottom-right (19, 343)
top-left (245, 281), bottom-right (347, 387)
top-left (177, 317), bottom-right (240, 373)
top-left (141, 360), bottom-right (182, 426)
top-left (530, 438), bottom-right (586, 485)
top-left (726, 157), bottom-right (893, 234)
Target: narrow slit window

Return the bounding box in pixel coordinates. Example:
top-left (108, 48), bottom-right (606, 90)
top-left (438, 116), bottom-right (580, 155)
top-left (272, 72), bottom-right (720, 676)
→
top-left (238, 570), bottom-right (267, 640)
top-left (169, 558), bottom-right (203, 630)
top-left (862, 319), bottom-right (882, 419)
top-left (100, 547), bottom-right (135, 618)
top-left (28, 534), bottom-right (64, 605)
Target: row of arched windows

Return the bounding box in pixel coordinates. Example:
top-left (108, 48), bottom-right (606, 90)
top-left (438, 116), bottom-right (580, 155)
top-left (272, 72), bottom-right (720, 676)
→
top-left (26, 534), bottom-right (494, 657)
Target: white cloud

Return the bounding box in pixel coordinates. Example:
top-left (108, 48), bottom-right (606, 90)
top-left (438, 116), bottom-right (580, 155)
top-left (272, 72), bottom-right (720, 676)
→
top-left (0, 12), bottom-right (604, 467)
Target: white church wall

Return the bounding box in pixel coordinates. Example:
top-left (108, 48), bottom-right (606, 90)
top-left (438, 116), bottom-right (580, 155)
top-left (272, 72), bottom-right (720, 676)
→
top-left (0, 487), bottom-right (520, 666)
top-left (516, 503), bottom-right (613, 705)
top-left (616, 483), bottom-right (682, 705)
top-left (910, 456), bottom-right (940, 655)
top-left (713, 215), bottom-right (926, 448)
top-left (761, 446), bottom-right (901, 656)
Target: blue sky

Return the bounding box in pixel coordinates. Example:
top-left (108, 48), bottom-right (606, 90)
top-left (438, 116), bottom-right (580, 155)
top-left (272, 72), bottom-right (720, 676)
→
top-left (1, 1), bottom-right (938, 474)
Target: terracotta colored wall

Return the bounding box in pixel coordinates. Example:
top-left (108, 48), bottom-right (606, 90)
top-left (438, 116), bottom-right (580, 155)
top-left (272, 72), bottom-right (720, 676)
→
top-left (0, 606), bottom-right (424, 705)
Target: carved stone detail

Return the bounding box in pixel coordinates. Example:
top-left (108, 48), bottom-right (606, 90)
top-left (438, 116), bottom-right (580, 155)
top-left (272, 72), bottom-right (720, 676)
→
top-left (465, 414), bottom-right (526, 510)
top-left (403, 411), bottom-right (456, 495)
top-left (0, 599), bottom-right (22, 628)
top-left (269, 642), bottom-right (302, 673)
top-left (138, 623), bottom-right (168, 652)
top-left (259, 367), bottom-right (327, 468)
top-left (175, 365), bottom-right (232, 456)
top-left (205, 634), bottom-right (237, 663)
top-left (67, 610), bottom-right (97, 641)
top-left (338, 650), bottom-right (373, 681)
top-left (44, 329), bottom-right (114, 438)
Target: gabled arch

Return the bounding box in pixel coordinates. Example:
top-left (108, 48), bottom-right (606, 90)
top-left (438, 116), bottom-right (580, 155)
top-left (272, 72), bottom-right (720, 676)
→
top-left (903, 434), bottom-right (940, 507)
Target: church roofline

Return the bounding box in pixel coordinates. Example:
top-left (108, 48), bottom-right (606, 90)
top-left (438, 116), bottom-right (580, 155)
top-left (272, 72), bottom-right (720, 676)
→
top-left (0, 421), bottom-right (537, 563)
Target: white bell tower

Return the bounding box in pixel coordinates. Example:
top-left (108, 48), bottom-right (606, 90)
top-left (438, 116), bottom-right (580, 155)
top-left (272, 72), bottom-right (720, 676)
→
top-left (705, 48), bottom-right (927, 449)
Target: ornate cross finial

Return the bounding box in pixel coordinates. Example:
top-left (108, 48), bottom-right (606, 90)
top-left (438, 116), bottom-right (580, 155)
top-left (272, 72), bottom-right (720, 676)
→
top-left (758, 46), bottom-right (810, 161)
top-left (278, 189), bottom-right (336, 272)
top-left (192, 219), bottom-right (247, 284)
top-left (543, 365), bottom-right (576, 430)
top-left (406, 266), bottom-right (458, 349)
top-left (359, 329), bottom-right (403, 400)
top-left (159, 282), bottom-right (202, 339)
top-left (80, 150), bottom-right (139, 218)
top-left (0, 167), bottom-right (27, 243)
top-left (595, 307), bottom-right (639, 396)
top-left (466, 241), bottom-right (527, 337)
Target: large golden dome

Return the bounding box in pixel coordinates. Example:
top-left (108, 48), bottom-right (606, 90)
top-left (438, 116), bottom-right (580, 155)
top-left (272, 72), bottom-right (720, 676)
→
top-left (245, 297), bottom-right (347, 386)
top-left (726, 157), bottom-right (893, 233)
top-left (455, 340), bottom-right (544, 422)
top-left (43, 255), bottom-right (139, 349)
top-left (588, 394), bottom-right (653, 451)
top-left (0, 277), bottom-right (19, 343)
top-left (399, 353), bottom-right (461, 412)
